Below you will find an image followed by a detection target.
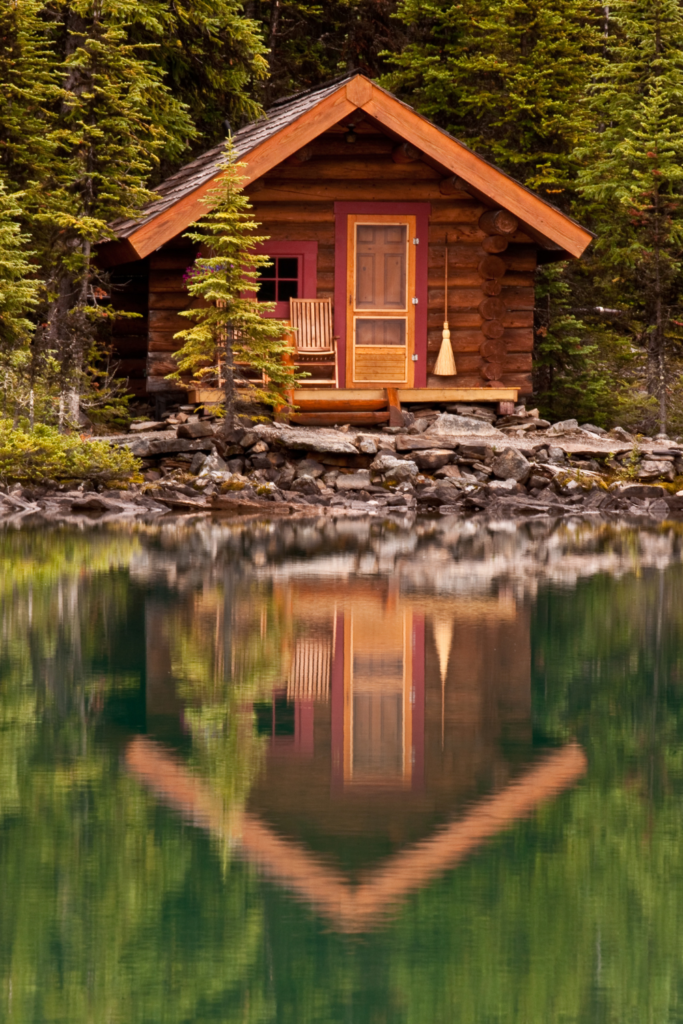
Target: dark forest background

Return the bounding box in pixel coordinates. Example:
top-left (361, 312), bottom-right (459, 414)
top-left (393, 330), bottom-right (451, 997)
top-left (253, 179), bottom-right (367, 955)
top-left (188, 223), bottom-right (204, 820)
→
top-left (2, 0), bottom-right (683, 434)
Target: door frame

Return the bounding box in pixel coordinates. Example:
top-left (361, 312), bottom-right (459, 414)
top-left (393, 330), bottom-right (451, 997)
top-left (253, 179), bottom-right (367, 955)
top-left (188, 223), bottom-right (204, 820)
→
top-left (334, 202), bottom-right (430, 388)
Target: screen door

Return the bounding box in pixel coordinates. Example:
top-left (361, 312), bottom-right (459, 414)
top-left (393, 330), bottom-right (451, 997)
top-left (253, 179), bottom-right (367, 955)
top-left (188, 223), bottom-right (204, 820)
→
top-left (346, 215), bottom-right (416, 387)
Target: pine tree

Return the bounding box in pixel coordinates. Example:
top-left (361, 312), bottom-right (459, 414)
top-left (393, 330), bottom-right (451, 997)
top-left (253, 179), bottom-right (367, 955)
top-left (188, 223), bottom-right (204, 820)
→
top-left (246, 0), bottom-right (403, 104)
top-left (140, 0), bottom-right (269, 160)
top-left (171, 143), bottom-right (300, 431)
top-left (383, 0), bottom-right (602, 191)
top-left (28, 1), bottom-right (196, 425)
top-left (576, 0), bottom-right (683, 435)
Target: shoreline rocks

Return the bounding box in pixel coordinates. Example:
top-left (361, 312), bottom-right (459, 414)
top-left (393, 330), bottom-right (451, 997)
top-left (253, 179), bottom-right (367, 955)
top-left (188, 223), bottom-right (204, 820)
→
top-left (6, 407), bottom-right (683, 524)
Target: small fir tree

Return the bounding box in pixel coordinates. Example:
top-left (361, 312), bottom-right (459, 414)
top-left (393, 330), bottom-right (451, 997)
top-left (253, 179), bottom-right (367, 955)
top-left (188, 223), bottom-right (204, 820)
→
top-left (576, 0), bottom-right (683, 435)
top-left (172, 143), bottom-right (301, 432)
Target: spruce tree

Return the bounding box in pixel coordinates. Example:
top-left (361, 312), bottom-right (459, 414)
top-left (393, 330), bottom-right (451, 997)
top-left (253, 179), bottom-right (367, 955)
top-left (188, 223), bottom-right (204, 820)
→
top-left (576, 0), bottom-right (683, 435)
top-left (383, 0), bottom-right (602, 191)
top-left (171, 144), bottom-right (300, 431)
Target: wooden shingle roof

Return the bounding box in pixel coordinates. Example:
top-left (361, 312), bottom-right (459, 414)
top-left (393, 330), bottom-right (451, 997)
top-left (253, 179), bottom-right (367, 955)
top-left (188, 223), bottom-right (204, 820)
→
top-left (102, 73), bottom-right (592, 265)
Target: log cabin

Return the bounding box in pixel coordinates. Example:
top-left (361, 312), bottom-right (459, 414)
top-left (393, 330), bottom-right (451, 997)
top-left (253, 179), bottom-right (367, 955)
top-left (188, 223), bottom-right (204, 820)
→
top-left (98, 73), bottom-right (593, 424)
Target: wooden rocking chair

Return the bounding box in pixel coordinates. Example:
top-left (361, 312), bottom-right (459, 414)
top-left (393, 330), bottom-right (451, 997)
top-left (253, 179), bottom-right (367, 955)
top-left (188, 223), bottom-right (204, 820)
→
top-left (289, 298), bottom-right (337, 387)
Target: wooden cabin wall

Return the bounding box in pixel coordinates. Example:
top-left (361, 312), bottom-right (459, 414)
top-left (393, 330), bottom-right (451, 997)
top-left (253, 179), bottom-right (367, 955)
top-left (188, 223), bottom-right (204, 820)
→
top-left (142, 123), bottom-right (535, 396)
top-left (109, 258), bottom-right (149, 398)
top-left (247, 124), bottom-right (535, 396)
top-left (145, 237), bottom-right (197, 394)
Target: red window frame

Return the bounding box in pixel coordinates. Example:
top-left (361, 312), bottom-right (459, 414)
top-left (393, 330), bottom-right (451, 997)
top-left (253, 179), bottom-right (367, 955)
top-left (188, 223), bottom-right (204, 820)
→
top-left (251, 240), bottom-right (318, 318)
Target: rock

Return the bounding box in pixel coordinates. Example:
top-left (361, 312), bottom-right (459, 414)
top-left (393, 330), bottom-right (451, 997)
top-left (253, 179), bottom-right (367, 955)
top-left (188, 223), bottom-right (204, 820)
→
top-left (115, 435), bottom-right (215, 458)
top-left (527, 471), bottom-right (552, 490)
top-left (548, 446), bottom-right (566, 465)
top-left (580, 423), bottom-right (606, 436)
top-left (226, 457), bottom-right (244, 475)
top-left (491, 447), bottom-right (531, 483)
top-left (250, 440), bottom-right (269, 454)
top-left (190, 452), bottom-right (207, 475)
top-left (296, 458), bottom-right (325, 479)
top-left (129, 421), bottom-right (166, 433)
top-left (370, 454), bottom-right (419, 483)
top-left (252, 423), bottom-right (359, 454)
top-left (239, 430), bottom-right (259, 448)
top-left (445, 403), bottom-right (497, 423)
top-left (459, 444), bottom-right (493, 463)
top-left (355, 434), bottom-right (379, 454)
top-left (277, 465), bottom-right (296, 490)
top-left (435, 464), bottom-right (463, 481)
top-left (290, 474), bottom-right (320, 496)
top-left (177, 421), bottom-right (215, 440)
top-left (637, 460), bottom-right (675, 482)
top-left (435, 482), bottom-right (464, 505)
top-left (488, 478), bottom-right (523, 494)
top-left (413, 449), bottom-right (453, 473)
top-left (426, 412), bottom-right (503, 437)
top-left (70, 495), bottom-right (122, 513)
top-left (410, 417), bottom-right (431, 433)
top-left (197, 450), bottom-right (228, 476)
top-left (336, 470), bottom-right (372, 491)
top-left (608, 482), bottom-right (667, 498)
top-left (608, 426), bottom-right (634, 442)
top-left (546, 418), bottom-right (579, 435)
top-left (396, 434), bottom-right (457, 453)
top-left (650, 498), bottom-right (670, 517)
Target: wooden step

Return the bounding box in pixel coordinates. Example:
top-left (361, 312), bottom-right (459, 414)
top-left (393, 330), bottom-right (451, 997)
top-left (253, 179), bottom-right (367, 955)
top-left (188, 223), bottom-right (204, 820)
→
top-left (289, 411), bottom-right (390, 427)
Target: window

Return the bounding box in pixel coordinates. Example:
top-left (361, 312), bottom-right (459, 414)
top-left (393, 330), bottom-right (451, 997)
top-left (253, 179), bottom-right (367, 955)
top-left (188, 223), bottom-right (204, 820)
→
top-left (257, 256), bottom-right (300, 307)
top-left (251, 241), bottom-right (318, 319)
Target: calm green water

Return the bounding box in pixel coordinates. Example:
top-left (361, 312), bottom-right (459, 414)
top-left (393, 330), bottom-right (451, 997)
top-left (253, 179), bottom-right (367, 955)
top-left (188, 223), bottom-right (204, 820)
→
top-left (1, 515), bottom-right (683, 1023)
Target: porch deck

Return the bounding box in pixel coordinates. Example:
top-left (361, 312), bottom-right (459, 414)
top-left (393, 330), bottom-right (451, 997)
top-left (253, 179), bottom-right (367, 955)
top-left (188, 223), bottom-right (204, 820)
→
top-left (189, 385), bottom-right (519, 426)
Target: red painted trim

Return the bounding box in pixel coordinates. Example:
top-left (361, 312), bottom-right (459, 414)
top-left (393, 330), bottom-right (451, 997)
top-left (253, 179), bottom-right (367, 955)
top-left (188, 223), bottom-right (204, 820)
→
top-left (411, 615), bottom-right (425, 791)
top-left (334, 202), bottom-right (430, 388)
top-left (330, 612), bottom-right (345, 793)
top-left (251, 240), bottom-right (318, 318)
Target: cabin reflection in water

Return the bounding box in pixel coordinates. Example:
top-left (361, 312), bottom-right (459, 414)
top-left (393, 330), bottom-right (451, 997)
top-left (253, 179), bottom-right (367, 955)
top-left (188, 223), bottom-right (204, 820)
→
top-left (246, 580), bottom-right (535, 868)
top-left (132, 578), bottom-right (585, 931)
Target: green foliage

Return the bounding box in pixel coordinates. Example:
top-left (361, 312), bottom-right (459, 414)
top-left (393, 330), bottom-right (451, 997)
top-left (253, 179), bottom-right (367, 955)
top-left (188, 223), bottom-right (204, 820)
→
top-left (0, 182), bottom-right (38, 350)
top-left (575, 0), bottom-right (683, 433)
top-left (172, 142), bottom-right (301, 421)
top-left (250, 0), bottom-right (403, 102)
top-left (383, 0), bottom-right (602, 190)
top-left (0, 416), bottom-right (140, 483)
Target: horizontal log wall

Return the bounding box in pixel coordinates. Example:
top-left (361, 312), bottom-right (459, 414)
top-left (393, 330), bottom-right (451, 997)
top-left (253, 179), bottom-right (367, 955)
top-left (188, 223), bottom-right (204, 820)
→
top-left (145, 240), bottom-right (198, 392)
top-left (144, 124), bottom-right (537, 395)
top-left (109, 259), bottom-right (150, 398)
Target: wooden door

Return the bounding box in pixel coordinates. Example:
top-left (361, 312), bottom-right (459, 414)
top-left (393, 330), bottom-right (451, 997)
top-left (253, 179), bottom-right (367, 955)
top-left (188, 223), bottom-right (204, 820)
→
top-left (346, 215), bottom-right (416, 388)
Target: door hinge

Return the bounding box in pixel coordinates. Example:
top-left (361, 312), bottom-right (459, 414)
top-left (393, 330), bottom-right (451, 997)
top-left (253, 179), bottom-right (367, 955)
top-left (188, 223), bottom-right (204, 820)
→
top-left (412, 297), bottom-right (419, 305)
top-left (412, 238), bottom-right (419, 245)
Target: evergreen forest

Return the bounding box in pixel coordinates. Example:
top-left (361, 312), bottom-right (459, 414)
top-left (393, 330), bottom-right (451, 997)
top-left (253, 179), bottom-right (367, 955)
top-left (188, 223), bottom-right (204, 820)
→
top-left (3, 0), bottom-right (683, 435)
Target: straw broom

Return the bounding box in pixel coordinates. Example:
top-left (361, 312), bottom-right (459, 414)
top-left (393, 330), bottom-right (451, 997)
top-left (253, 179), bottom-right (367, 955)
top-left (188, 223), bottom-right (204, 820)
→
top-left (433, 243), bottom-right (456, 376)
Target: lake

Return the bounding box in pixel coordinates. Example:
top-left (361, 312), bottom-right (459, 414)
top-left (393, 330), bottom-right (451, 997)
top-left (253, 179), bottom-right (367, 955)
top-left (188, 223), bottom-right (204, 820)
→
top-left (1, 515), bottom-right (683, 1023)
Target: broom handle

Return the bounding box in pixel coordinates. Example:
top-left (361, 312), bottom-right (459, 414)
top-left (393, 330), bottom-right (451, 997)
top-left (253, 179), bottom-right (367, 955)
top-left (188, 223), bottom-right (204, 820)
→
top-left (444, 244), bottom-right (448, 324)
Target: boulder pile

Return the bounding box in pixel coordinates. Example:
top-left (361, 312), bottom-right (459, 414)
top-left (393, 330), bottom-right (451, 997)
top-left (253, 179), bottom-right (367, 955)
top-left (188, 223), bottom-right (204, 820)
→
top-left (5, 404), bottom-right (683, 523)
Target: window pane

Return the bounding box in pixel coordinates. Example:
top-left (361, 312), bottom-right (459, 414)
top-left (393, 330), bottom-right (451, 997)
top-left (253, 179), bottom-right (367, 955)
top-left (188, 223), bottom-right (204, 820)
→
top-left (257, 281), bottom-right (276, 301)
top-left (278, 257), bottom-right (299, 278)
top-left (355, 318), bottom-right (406, 346)
top-left (277, 279), bottom-right (299, 302)
top-left (355, 223), bottom-right (407, 309)
top-left (259, 261), bottom-right (276, 279)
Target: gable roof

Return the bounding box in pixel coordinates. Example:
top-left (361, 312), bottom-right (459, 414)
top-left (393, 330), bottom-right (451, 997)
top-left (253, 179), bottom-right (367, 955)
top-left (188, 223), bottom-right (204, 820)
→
top-left (104, 73), bottom-right (592, 265)
top-left (126, 736), bottom-right (586, 933)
